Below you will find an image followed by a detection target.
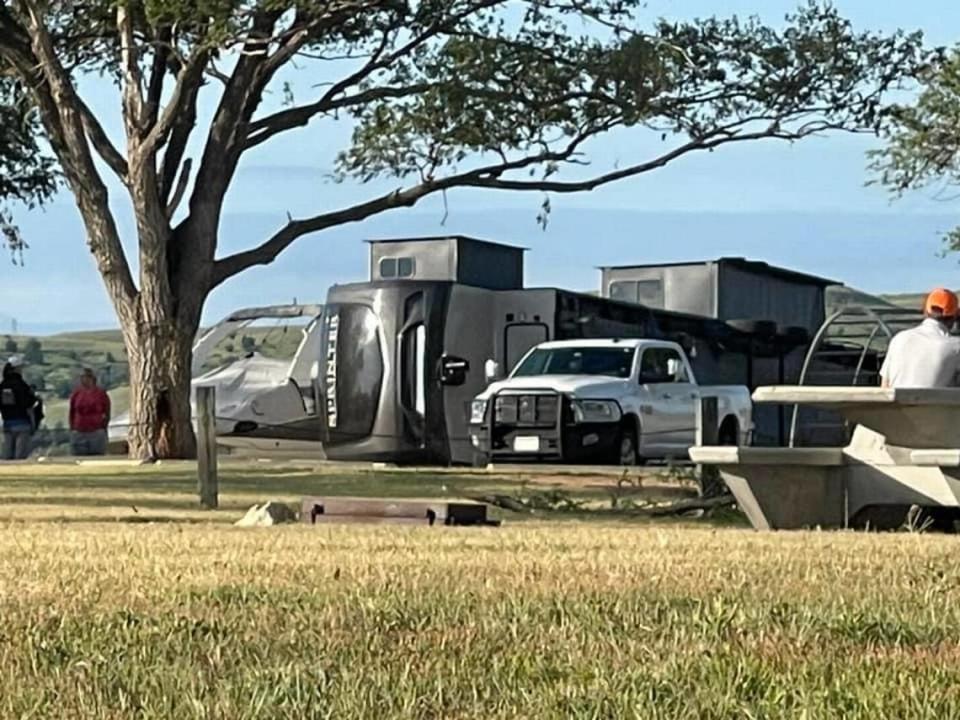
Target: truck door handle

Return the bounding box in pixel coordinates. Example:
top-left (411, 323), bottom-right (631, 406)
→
top-left (662, 393), bottom-right (672, 400)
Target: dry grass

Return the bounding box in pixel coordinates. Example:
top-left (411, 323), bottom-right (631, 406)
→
top-left (2, 467), bottom-right (959, 718)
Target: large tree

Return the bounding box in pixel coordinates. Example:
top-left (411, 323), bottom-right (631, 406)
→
top-left (0, 1), bottom-right (929, 458)
top-left (872, 48), bottom-right (960, 250)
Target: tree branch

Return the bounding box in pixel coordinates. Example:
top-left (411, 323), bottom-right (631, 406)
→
top-left (116, 3), bottom-right (145, 138)
top-left (245, 84), bottom-right (436, 150)
top-left (212, 120), bottom-right (832, 286)
top-left (211, 129), bottom-right (596, 285)
top-left (145, 25), bottom-right (172, 128)
top-left (157, 61), bottom-right (203, 204)
top-left (245, 1), bottom-right (508, 151)
top-left (461, 127), bottom-right (831, 193)
top-left (77, 98), bottom-right (129, 180)
top-left (188, 10), bottom-right (285, 219)
top-left (144, 47), bottom-right (208, 155)
top-left (166, 158), bottom-right (192, 220)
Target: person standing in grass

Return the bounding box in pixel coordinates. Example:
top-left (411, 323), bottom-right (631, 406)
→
top-left (69, 368), bottom-right (111, 456)
top-left (0, 356), bottom-right (38, 460)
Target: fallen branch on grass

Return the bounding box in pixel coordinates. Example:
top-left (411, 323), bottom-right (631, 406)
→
top-left (469, 494), bottom-right (536, 514)
top-left (470, 492), bottom-right (735, 518)
top-left (644, 494), bottom-right (736, 517)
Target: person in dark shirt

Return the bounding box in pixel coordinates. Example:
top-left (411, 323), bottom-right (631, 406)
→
top-left (0, 356), bottom-right (37, 460)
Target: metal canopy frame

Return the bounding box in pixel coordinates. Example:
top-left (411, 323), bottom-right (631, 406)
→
top-left (789, 303), bottom-right (922, 447)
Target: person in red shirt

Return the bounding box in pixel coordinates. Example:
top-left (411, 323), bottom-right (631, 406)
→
top-left (69, 368), bottom-right (111, 456)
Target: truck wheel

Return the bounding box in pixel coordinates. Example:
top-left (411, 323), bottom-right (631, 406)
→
top-left (615, 424), bottom-right (639, 466)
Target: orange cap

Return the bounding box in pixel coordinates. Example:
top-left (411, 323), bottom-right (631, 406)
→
top-left (925, 288), bottom-right (959, 318)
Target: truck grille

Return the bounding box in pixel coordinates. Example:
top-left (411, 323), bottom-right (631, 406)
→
top-left (494, 394), bottom-right (559, 428)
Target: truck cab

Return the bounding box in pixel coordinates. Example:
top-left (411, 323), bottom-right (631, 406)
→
top-left (469, 339), bottom-right (752, 465)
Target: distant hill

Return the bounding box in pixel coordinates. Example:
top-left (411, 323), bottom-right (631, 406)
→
top-left (827, 286), bottom-right (956, 315)
top-left (825, 286), bottom-right (900, 313)
top-left (876, 292), bottom-right (951, 312)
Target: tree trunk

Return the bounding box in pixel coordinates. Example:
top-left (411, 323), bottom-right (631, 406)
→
top-left (123, 312), bottom-right (198, 460)
top-left (119, 149), bottom-right (212, 460)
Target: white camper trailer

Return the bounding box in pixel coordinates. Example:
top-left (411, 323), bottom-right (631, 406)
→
top-left (108, 304), bottom-right (325, 456)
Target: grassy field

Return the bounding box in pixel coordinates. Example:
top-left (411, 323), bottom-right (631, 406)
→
top-left (1, 464), bottom-right (959, 718)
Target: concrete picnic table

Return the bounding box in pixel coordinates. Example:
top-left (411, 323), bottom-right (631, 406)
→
top-left (753, 386), bottom-right (960, 450)
top-left (690, 386), bottom-right (960, 531)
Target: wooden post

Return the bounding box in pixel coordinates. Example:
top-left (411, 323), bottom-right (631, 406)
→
top-left (196, 385), bottom-right (218, 509)
top-left (694, 395), bottom-right (724, 498)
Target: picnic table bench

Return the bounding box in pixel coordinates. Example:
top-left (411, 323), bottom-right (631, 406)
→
top-left (690, 387), bottom-right (960, 530)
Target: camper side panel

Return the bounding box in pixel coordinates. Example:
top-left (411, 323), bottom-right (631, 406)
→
top-left (718, 265), bottom-right (825, 333)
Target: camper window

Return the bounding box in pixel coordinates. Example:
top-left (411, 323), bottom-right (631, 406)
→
top-left (380, 257), bottom-right (416, 278)
top-left (609, 279), bottom-right (663, 307)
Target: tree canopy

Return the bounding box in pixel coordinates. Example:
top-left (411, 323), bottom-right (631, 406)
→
top-left (0, 2), bottom-right (930, 285)
top-left (872, 49), bottom-right (960, 251)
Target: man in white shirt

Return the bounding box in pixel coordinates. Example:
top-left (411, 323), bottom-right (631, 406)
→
top-left (880, 288), bottom-right (960, 389)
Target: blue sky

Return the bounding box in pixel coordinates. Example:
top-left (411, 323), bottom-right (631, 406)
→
top-left (1, 0), bottom-right (958, 334)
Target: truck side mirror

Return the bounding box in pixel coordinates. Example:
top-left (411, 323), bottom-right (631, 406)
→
top-left (484, 359), bottom-right (500, 383)
top-left (440, 355), bottom-right (469, 386)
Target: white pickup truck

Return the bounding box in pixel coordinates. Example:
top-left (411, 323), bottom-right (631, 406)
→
top-left (468, 338), bottom-right (752, 465)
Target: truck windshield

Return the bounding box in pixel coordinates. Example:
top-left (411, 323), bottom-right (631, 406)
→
top-left (512, 347), bottom-right (635, 378)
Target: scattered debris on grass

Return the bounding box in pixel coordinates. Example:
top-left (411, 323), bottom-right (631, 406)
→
top-left (234, 501), bottom-right (298, 527)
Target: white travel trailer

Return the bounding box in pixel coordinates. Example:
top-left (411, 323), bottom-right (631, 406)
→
top-left (108, 304), bottom-right (325, 456)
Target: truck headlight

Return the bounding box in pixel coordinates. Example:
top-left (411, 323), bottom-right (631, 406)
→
top-left (470, 399), bottom-right (488, 424)
top-left (571, 399), bottom-right (621, 424)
